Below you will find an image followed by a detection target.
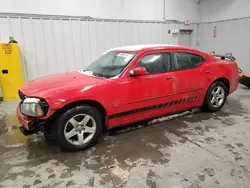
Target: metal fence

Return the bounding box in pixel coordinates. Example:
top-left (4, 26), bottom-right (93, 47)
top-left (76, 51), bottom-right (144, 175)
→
top-left (0, 13), bottom-right (197, 81)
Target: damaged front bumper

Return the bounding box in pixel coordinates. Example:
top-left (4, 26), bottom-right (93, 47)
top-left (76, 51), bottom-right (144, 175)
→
top-left (17, 104), bottom-right (46, 135)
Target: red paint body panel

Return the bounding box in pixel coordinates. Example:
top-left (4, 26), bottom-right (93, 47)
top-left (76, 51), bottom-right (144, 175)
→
top-left (17, 104), bottom-right (33, 129)
top-left (17, 45), bottom-right (239, 130)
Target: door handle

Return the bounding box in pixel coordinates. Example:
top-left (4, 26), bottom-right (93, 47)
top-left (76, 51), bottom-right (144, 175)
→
top-left (2, 69), bottom-right (8, 74)
top-left (205, 71), bottom-right (211, 74)
top-left (166, 77), bottom-right (173, 80)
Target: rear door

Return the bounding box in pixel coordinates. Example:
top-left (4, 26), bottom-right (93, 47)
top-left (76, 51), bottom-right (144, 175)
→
top-left (171, 51), bottom-right (212, 107)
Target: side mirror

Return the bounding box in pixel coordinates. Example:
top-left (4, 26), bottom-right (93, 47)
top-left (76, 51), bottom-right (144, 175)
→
top-left (130, 67), bottom-right (147, 76)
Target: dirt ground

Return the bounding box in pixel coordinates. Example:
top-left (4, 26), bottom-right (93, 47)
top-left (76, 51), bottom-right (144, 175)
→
top-left (0, 86), bottom-right (250, 188)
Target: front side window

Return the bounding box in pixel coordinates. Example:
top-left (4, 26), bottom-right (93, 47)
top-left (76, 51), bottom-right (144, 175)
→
top-left (81, 51), bottom-right (137, 78)
top-left (136, 53), bottom-right (171, 74)
top-left (174, 52), bottom-right (204, 70)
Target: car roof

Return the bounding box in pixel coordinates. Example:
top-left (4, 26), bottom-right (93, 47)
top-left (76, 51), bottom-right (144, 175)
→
top-left (109, 44), bottom-right (191, 52)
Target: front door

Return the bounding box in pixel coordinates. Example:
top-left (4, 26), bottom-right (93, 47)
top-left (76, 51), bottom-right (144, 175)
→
top-left (109, 52), bottom-right (178, 126)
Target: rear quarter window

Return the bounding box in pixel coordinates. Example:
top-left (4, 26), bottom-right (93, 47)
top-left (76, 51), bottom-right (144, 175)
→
top-left (174, 52), bottom-right (205, 70)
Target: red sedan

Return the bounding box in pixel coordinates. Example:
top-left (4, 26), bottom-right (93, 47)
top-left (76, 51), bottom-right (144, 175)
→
top-left (17, 45), bottom-right (239, 151)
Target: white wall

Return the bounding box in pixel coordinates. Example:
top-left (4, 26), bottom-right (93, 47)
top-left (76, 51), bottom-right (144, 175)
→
top-left (164, 0), bottom-right (200, 22)
top-left (198, 0), bottom-right (250, 73)
top-left (198, 18), bottom-right (250, 73)
top-left (0, 0), bottom-right (162, 20)
top-left (200, 0), bottom-right (250, 22)
top-left (0, 15), bottom-right (197, 81)
top-left (0, 0), bottom-right (200, 81)
top-left (0, 0), bottom-right (200, 22)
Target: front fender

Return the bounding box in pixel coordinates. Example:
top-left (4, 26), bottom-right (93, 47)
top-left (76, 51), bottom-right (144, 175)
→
top-left (45, 94), bottom-right (106, 111)
top-left (38, 80), bottom-right (122, 118)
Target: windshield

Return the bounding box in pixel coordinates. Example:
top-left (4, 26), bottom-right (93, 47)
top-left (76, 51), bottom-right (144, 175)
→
top-left (81, 51), bottom-right (137, 78)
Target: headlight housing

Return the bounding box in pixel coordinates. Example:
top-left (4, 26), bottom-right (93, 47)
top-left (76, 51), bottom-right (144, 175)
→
top-left (21, 98), bottom-right (47, 117)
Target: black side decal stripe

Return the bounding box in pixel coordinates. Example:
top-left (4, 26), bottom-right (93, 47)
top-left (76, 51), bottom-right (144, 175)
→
top-left (109, 96), bottom-right (200, 119)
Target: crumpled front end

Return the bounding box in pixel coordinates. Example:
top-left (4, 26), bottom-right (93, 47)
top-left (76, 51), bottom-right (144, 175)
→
top-left (17, 90), bottom-right (53, 136)
top-left (17, 104), bottom-right (40, 135)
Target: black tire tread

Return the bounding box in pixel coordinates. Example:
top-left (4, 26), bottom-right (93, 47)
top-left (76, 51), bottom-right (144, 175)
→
top-left (202, 81), bottom-right (228, 112)
top-left (55, 105), bottom-right (103, 152)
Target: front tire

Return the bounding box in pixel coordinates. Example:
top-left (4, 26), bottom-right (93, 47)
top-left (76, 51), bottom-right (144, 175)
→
top-left (202, 81), bottom-right (228, 112)
top-left (43, 122), bottom-right (56, 141)
top-left (55, 105), bottom-right (103, 152)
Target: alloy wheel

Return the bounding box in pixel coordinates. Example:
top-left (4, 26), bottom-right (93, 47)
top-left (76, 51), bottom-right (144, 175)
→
top-left (64, 114), bottom-right (96, 146)
top-left (210, 86), bottom-right (225, 108)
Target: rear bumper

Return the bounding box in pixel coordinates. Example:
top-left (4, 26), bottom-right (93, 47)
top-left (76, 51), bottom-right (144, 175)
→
top-left (229, 75), bottom-right (240, 94)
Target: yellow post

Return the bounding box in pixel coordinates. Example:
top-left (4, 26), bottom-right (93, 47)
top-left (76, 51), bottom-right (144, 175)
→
top-left (0, 43), bottom-right (24, 100)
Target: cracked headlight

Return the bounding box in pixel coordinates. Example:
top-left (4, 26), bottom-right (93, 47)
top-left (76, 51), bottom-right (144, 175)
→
top-left (21, 98), bottom-right (44, 117)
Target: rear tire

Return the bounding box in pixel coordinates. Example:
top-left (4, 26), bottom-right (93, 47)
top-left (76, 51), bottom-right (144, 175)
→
top-left (202, 81), bottom-right (228, 112)
top-left (55, 105), bottom-right (103, 152)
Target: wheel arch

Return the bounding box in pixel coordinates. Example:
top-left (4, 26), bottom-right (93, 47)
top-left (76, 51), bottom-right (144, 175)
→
top-left (201, 77), bottom-right (230, 112)
top-left (211, 77), bottom-right (230, 94)
top-left (49, 99), bottom-right (108, 128)
top-left (202, 77), bottom-right (230, 105)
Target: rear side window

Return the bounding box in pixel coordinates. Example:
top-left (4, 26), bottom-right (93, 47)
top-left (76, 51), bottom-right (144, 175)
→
top-left (174, 52), bottom-right (205, 70)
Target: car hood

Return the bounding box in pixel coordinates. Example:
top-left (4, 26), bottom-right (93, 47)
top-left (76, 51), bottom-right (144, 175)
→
top-left (20, 71), bottom-right (106, 98)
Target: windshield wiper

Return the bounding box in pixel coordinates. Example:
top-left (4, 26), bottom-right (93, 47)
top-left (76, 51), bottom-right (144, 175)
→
top-left (92, 72), bottom-right (103, 77)
top-left (81, 69), bottom-right (112, 78)
top-left (88, 71), bottom-right (107, 78)
top-left (81, 69), bottom-right (100, 77)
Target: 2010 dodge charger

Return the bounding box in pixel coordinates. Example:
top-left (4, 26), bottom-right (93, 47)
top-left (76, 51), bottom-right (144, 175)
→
top-left (17, 44), bottom-right (239, 151)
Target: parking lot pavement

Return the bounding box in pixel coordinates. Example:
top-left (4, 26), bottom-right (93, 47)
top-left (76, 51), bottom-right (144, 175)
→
top-left (0, 86), bottom-right (250, 188)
